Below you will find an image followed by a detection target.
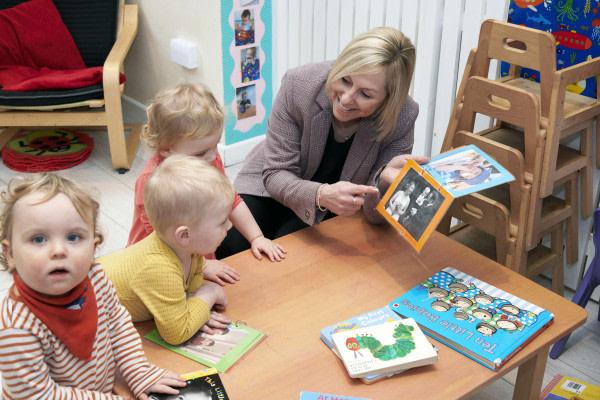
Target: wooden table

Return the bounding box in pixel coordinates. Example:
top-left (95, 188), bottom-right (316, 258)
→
top-left (115, 214), bottom-right (587, 400)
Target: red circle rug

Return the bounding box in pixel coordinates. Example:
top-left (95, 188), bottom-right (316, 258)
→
top-left (2, 128), bottom-right (94, 172)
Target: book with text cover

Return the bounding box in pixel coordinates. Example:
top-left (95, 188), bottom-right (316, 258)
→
top-left (540, 374), bottom-right (600, 400)
top-left (148, 368), bottom-right (229, 400)
top-left (320, 306), bottom-right (405, 384)
top-left (145, 322), bottom-right (265, 373)
top-left (389, 267), bottom-right (554, 371)
top-left (331, 318), bottom-right (438, 379)
top-left (376, 145), bottom-right (514, 252)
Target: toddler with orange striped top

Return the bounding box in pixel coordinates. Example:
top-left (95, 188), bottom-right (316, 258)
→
top-left (0, 173), bottom-right (185, 399)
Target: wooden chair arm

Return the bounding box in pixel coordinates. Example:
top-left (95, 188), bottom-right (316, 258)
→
top-left (555, 56), bottom-right (600, 91)
top-left (103, 4), bottom-right (139, 92)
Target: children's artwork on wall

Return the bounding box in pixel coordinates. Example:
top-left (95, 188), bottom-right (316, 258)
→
top-left (222, 0), bottom-right (272, 146)
top-left (504, 0), bottom-right (600, 98)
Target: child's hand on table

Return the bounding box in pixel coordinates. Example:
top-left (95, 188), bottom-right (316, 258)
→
top-left (250, 235), bottom-right (287, 262)
top-left (204, 259), bottom-right (240, 286)
top-left (139, 371), bottom-right (186, 400)
top-left (200, 311), bottom-right (232, 335)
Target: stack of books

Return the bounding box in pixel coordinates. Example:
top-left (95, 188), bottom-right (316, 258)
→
top-left (321, 267), bottom-right (556, 382)
top-left (320, 306), bottom-right (438, 383)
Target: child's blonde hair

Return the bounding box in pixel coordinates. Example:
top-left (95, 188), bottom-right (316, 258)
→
top-left (143, 82), bottom-right (225, 152)
top-left (144, 155), bottom-right (235, 234)
top-left (0, 174), bottom-right (104, 269)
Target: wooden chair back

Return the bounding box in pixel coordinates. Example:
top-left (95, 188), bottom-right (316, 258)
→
top-left (471, 19), bottom-right (556, 118)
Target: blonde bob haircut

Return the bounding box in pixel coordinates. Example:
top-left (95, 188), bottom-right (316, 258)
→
top-left (326, 26), bottom-right (416, 141)
top-left (144, 155), bottom-right (235, 234)
top-left (143, 82), bottom-right (225, 152)
top-left (0, 173), bottom-right (104, 269)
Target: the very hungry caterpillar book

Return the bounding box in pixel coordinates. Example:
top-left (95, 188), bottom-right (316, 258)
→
top-left (389, 267), bottom-right (554, 371)
top-left (331, 318), bottom-right (438, 378)
top-left (320, 306), bottom-right (406, 384)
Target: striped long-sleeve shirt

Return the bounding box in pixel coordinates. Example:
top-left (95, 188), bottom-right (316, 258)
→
top-left (0, 263), bottom-right (166, 399)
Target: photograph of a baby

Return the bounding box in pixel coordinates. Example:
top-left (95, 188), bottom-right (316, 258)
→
top-left (429, 150), bottom-right (497, 190)
top-left (424, 145), bottom-right (513, 198)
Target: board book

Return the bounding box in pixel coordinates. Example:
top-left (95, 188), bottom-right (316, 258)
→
top-left (320, 306), bottom-right (405, 384)
top-left (540, 374), bottom-right (600, 400)
top-left (145, 322), bottom-right (265, 373)
top-left (376, 145), bottom-right (514, 252)
top-left (148, 368), bottom-right (229, 399)
top-left (331, 318), bottom-right (438, 379)
top-left (388, 267), bottom-right (555, 371)
top-left (299, 392), bottom-right (371, 400)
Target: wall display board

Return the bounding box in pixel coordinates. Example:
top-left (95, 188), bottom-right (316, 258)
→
top-left (221, 0), bottom-right (272, 145)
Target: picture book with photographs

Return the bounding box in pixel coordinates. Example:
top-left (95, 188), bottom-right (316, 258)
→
top-left (299, 392), bottom-right (371, 400)
top-left (148, 368), bottom-right (229, 400)
top-left (388, 267), bottom-right (555, 371)
top-left (540, 374), bottom-right (600, 400)
top-left (376, 145), bottom-right (514, 252)
top-left (331, 318), bottom-right (438, 379)
top-left (320, 306), bottom-right (405, 384)
top-left (145, 322), bottom-right (265, 373)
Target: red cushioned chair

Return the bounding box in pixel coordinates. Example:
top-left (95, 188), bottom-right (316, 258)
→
top-left (0, 0), bottom-right (141, 173)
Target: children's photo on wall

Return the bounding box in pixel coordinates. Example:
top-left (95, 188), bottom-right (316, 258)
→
top-left (241, 46), bottom-right (260, 82)
top-left (234, 8), bottom-right (255, 46)
top-left (377, 159), bottom-right (453, 252)
top-left (236, 85), bottom-right (256, 120)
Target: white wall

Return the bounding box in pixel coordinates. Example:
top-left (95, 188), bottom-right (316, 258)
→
top-left (122, 0), bottom-right (224, 121)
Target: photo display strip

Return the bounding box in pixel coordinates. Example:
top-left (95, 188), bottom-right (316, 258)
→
top-left (221, 0), bottom-right (272, 145)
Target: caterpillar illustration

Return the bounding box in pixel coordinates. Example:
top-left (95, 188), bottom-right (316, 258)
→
top-left (345, 323), bottom-right (416, 361)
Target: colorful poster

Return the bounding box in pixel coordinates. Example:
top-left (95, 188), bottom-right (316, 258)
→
top-left (221, 0), bottom-right (272, 145)
top-left (504, 0), bottom-right (600, 98)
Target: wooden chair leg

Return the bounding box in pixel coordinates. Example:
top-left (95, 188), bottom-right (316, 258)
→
top-left (564, 175), bottom-right (578, 265)
top-left (580, 119), bottom-right (594, 218)
top-left (596, 117), bottom-right (600, 169)
top-left (550, 225), bottom-right (565, 296)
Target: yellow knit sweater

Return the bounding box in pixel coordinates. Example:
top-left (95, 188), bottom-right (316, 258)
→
top-left (99, 231), bottom-right (210, 345)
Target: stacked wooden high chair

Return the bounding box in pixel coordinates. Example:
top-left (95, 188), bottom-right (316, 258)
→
top-left (438, 19), bottom-right (600, 295)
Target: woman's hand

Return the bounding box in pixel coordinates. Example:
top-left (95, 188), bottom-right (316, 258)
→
top-left (319, 181), bottom-right (379, 216)
top-left (379, 155), bottom-right (430, 192)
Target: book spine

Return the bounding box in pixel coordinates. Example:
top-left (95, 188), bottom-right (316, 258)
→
top-left (496, 318), bottom-right (555, 369)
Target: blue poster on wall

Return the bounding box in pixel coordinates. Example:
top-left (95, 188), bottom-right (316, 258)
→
top-left (503, 0), bottom-right (600, 98)
top-left (221, 0), bottom-right (272, 145)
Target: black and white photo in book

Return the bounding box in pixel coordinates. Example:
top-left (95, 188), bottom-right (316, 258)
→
top-left (377, 159), bottom-right (453, 252)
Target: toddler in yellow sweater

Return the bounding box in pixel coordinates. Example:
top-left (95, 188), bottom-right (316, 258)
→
top-left (100, 155), bottom-right (234, 345)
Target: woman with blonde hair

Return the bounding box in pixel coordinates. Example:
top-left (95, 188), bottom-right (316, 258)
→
top-left (216, 26), bottom-right (429, 257)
